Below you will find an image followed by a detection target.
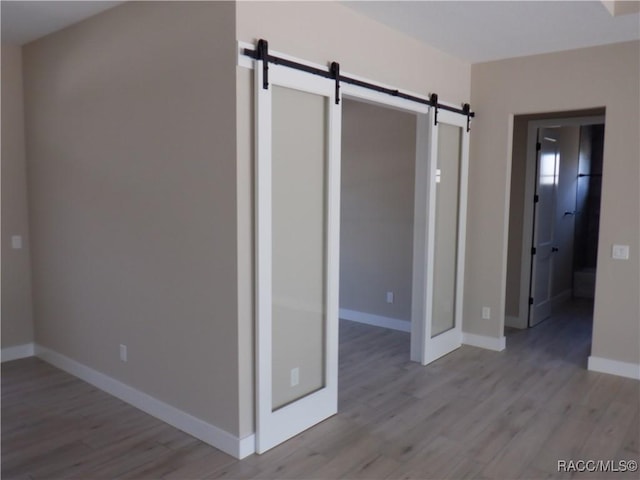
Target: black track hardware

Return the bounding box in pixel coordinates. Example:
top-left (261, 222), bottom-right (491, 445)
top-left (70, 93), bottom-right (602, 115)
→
top-left (257, 39), bottom-right (269, 89)
top-left (243, 39), bottom-right (476, 128)
top-left (462, 103), bottom-right (471, 132)
top-left (330, 62), bottom-right (340, 105)
top-left (430, 93), bottom-right (439, 125)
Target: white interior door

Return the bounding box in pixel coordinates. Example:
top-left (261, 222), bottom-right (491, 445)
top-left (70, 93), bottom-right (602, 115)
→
top-left (417, 108), bottom-right (469, 365)
top-left (529, 129), bottom-right (558, 326)
top-left (255, 62), bottom-right (341, 453)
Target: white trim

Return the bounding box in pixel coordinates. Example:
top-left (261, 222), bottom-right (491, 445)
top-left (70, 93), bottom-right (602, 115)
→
top-left (588, 355), bottom-right (640, 380)
top-left (410, 113), bottom-right (431, 362)
top-left (238, 434), bottom-right (257, 459)
top-left (462, 332), bottom-right (506, 352)
top-left (420, 107), bottom-right (439, 364)
top-left (34, 345), bottom-right (254, 459)
top-left (1, 342), bottom-right (34, 362)
top-left (340, 309), bottom-right (411, 333)
top-left (254, 51), bottom-right (273, 454)
top-left (237, 41), bottom-right (253, 69)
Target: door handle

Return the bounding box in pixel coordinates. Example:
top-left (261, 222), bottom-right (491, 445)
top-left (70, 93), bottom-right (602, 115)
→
top-left (551, 247), bottom-right (559, 252)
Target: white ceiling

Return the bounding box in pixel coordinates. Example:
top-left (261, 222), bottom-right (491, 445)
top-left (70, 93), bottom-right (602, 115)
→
top-left (343, 0), bottom-right (640, 63)
top-left (1, 1), bottom-right (123, 45)
top-left (1, 1), bottom-right (639, 62)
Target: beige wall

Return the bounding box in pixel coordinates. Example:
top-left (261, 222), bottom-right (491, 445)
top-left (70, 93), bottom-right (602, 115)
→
top-left (23, 2), bottom-right (241, 435)
top-left (2, 44), bottom-right (35, 349)
top-left (236, 1), bottom-right (471, 106)
top-left (470, 41), bottom-right (639, 364)
top-left (340, 99), bottom-right (416, 322)
top-left (235, 0), bottom-right (472, 436)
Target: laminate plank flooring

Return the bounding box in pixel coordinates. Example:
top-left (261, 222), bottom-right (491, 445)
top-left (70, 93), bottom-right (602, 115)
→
top-left (2, 299), bottom-right (639, 479)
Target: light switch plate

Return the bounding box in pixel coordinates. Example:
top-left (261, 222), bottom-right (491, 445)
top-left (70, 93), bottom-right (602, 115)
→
top-left (11, 235), bottom-right (22, 249)
top-left (612, 244), bottom-right (629, 260)
top-left (290, 367), bottom-right (299, 387)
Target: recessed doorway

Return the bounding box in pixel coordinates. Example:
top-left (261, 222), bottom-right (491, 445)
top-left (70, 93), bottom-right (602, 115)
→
top-left (504, 110), bottom-right (605, 366)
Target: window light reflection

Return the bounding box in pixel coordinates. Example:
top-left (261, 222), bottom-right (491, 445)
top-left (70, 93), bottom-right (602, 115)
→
top-left (540, 152), bottom-right (559, 185)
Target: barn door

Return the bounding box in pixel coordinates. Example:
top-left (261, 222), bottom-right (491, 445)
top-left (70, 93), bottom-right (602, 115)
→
top-left (254, 61), bottom-right (341, 453)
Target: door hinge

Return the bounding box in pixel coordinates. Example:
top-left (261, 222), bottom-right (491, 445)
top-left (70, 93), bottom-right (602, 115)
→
top-left (533, 194), bottom-right (539, 203)
top-left (536, 142), bottom-right (541, 151)
top-left (531, 247), bottom-right (536, 255)
top-left (529, 297), bottom-right (534, 305)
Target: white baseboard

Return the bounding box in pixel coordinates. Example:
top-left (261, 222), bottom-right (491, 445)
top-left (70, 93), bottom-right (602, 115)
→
top-left (462, 332), bottom-right (506, 352)
top-left (339, 308), bottom-right (411, 333)
top-left (238, 434), bottom-right (256, 459)
top-left (34, 345), bottom-right (254, 459)
top-left (588, 355), bottom-right (640, 380)
top-left (1, 342), bottom-right (34, 362)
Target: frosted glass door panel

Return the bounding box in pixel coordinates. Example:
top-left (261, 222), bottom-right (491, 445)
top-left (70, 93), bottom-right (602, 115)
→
top-left (431, 123), bottom-right (462, 337)
top-left (271, 85), bottom-right (327, 410)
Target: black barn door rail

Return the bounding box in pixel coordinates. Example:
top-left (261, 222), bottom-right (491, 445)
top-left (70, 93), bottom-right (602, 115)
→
top-left (244, 39), bottom-right (475, 129)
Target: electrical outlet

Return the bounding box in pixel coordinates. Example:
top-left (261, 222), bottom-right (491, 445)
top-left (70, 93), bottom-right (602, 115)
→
top-left (482, 307), bottom-right (491, 320)
top-left (120, 344), bottom-right (127, 362)
top-left (386, 291), bottom-right (394, 304)
top-left (612, 244), bottom-right (629, 260)
top-left (290, 367), bottom-right (299, 387)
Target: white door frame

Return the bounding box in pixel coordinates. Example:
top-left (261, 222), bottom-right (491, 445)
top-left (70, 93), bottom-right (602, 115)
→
top-left (254, 62), bottom-right (341, 453)
top-left (511, 115), bottom-right (605, 329)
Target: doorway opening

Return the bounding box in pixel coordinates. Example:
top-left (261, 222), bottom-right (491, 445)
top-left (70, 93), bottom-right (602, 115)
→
top-left (504, 109), bottom-right (605, 361)
top-left (339, 98), bottom-right (416, 338)
top-left (338, 98), bottom-right (415, 408)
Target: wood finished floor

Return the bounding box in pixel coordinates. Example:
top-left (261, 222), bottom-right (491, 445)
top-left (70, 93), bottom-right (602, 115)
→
top-left (2, 299), bottom-right (639, 479)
